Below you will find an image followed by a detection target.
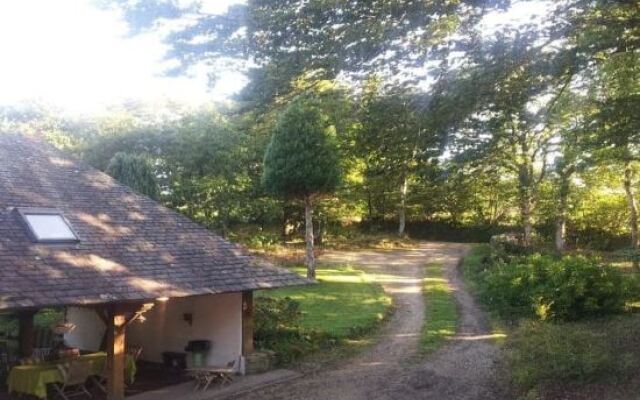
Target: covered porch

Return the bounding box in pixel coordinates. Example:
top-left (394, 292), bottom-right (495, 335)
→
top-left (0, 291), bottom-right (255, 400)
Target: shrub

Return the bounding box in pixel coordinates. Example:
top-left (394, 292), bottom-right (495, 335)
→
top-left (254, 296), bottom-right (301, 333)
top-left (490, 233), bottom-right (531, 260)
top-left (506, 318), bottom-right (640, 395)
top-left (478, 254), bottom-right (629, 321)
top-left (254, 296), bottom-right (338, 365)
top-left (245, 232), bottom-right (281, 249)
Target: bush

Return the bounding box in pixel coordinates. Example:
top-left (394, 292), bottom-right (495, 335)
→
top-left (478, 254), bottom-right (629, 321)
top-left (243, 231), bottom-right (282, 249)
top-left (506, 318), bottom-right (640, 395)
top-left (254, 296), bottom-right (338, 365)
top-left (254, 296), bottom-right (301, 333)
top-left (490, 233), bottom-right (532, 261)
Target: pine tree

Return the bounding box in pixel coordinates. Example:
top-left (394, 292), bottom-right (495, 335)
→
top-left (106, 152), bottom-right (160, 200)
top-left (262, 95), bottom-right (341, 279)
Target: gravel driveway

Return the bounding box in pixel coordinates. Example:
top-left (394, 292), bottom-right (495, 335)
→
top-left (236, 242), bottom-right (504, 400)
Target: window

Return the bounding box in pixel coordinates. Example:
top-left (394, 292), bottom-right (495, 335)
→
top-left (18, 208), bottom-right (79, 243)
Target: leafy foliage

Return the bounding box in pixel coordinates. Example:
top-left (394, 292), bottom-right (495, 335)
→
top-left (253, 296), bottom-right (325, 365)
top-left (13, 0), bottom-right (640, 256)
top-left (475, 254), bottom-right (629, 321)
top-left (106, 152), bottom-right (160, 199)
top-left (262, 95), bottom-right (341, 200)
top-left (254, 296), bottom-right (302, 335)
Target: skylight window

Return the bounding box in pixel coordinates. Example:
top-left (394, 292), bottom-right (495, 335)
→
top-left (18, 208), bottom-right (79, 243)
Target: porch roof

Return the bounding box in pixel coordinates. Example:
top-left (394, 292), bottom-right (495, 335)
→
top-left (0, 134), bottom-right (311, 311)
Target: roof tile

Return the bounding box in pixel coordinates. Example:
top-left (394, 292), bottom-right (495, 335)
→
top-left (0, 134), bottom-right (311, 311)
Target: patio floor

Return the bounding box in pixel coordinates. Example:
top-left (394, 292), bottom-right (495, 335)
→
top-left (129, 369), bottom-right (300, 400)
top-left (0, 363), bottom-right (299, 400)
top-left (0, 361), bottom-right (191, 400)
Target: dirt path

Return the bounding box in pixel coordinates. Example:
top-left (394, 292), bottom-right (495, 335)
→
top-left (236, 242), bottom-right (503, 400)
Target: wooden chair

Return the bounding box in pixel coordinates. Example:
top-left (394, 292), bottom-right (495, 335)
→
top-left (32, 347), bottom-right (54, 362)
top-left (34, 327), bottom-right (56, 349)
top-left (53, 361), bottom-right (92, 400)
top-left (90, 362), bottom-right (107, 394)
top-left (92, 350), bottom-right (137, 394)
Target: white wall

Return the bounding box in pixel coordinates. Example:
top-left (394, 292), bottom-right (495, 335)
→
top-left (65, 292), bottom-right (243, 370)
top-left (65, 306), bottom-right (105, 351)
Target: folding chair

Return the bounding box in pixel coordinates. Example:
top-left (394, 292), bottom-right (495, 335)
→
top-left (53, 361), bottom-right (92, 400)
top-left (188, 360), bottom-right (236, 392)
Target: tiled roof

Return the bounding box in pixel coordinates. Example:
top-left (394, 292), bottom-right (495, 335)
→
top-left (0, 134), bottom-right (310, 311)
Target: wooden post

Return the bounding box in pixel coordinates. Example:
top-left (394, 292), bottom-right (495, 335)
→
top-left (241, 291), bottom-right (254, 355)
top-left (18, 311), bottom-right (36, 357)
top-left (106, 306), bottom-right (126, 400)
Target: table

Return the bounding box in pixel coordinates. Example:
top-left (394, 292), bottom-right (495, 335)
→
top-left (186, 366), bottom-right (235, 391)
top-left (6, 352), bottom-right (136, 399)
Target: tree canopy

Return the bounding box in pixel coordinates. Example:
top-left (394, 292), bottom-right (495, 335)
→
top-left (7, 0), bottom-right (637, 257)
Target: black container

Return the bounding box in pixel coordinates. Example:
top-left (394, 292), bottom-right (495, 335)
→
top-left (162, 351), bottom-right (187, 370)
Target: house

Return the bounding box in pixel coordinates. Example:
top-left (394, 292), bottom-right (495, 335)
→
top-left (0, 134), bottom-right (310, 399)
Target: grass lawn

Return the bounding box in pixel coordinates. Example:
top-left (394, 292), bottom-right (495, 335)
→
top-left (421, 263), bottom-right (458, 353)
top-left (257, 265), bottom-right (392, 338)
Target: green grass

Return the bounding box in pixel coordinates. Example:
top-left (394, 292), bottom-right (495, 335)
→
top-left (460, 244), bottom-right (508, 343)
top-left (257, 265), bottom-right (392, 338)
top-left (421, 263), bottom-right (458, 353)
top-left (505, 316), bottom-right (640, 399)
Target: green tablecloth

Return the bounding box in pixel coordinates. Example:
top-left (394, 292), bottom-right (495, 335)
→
top-left (6, 352), bottom-right (136, 399)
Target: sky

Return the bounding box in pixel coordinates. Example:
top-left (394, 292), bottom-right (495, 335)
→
top-left (0, 0), bottom-right (550, 116)
top-left (0, 0), bottom-right (244, 115)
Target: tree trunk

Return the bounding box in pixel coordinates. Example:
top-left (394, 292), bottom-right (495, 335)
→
top-left (398, 178), bottom-right (407, 237)
top-left (555, 216), bottom-right (566, 255)
top-left (304, 197), bottom-right (316, 279)
top-left (522, 202), bottom-right (533, 248)
top-left (624, 161), bottom-right (639, 269)
top-left (367, 189), bottom-right (373, 222)
top-left (555, 173), bottom-right (570, 254)
top-left (316, 216), bottom-right (324, 246)
top-left (518, 163), bottom-right (534, 248)
top-left (518, 180), bottom-right (534, 248)
top-left (281, 204), bottom-right (289, 244)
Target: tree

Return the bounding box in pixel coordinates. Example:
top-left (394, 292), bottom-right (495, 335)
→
top-left (113, 0), bottom-right (509, 109)
top-left (357, 80), bottom-right (446, 236)
top-left (587, 50), bottom-right (640, 263)
top-left (542, 87), bottom-right (591, 254)
top-left (262, 95), bottom-right (341, 278)
top-left (449, 31), bottom-right (569, 246)
top-left (106, 152), bottom-right (160, 200)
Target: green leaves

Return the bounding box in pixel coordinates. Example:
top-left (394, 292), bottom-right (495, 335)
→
top-left (106, 152), bottom-right (160, 200)
top-left (262, 95), bottom-right (341, 200)
top-left (478, 254), bottom-right (629, 321)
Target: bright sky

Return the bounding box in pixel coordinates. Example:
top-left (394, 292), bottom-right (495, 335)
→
top-left (0, 0), bottom-right (549, 116)
top-left (0, 0), bottom-right (244, 115)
